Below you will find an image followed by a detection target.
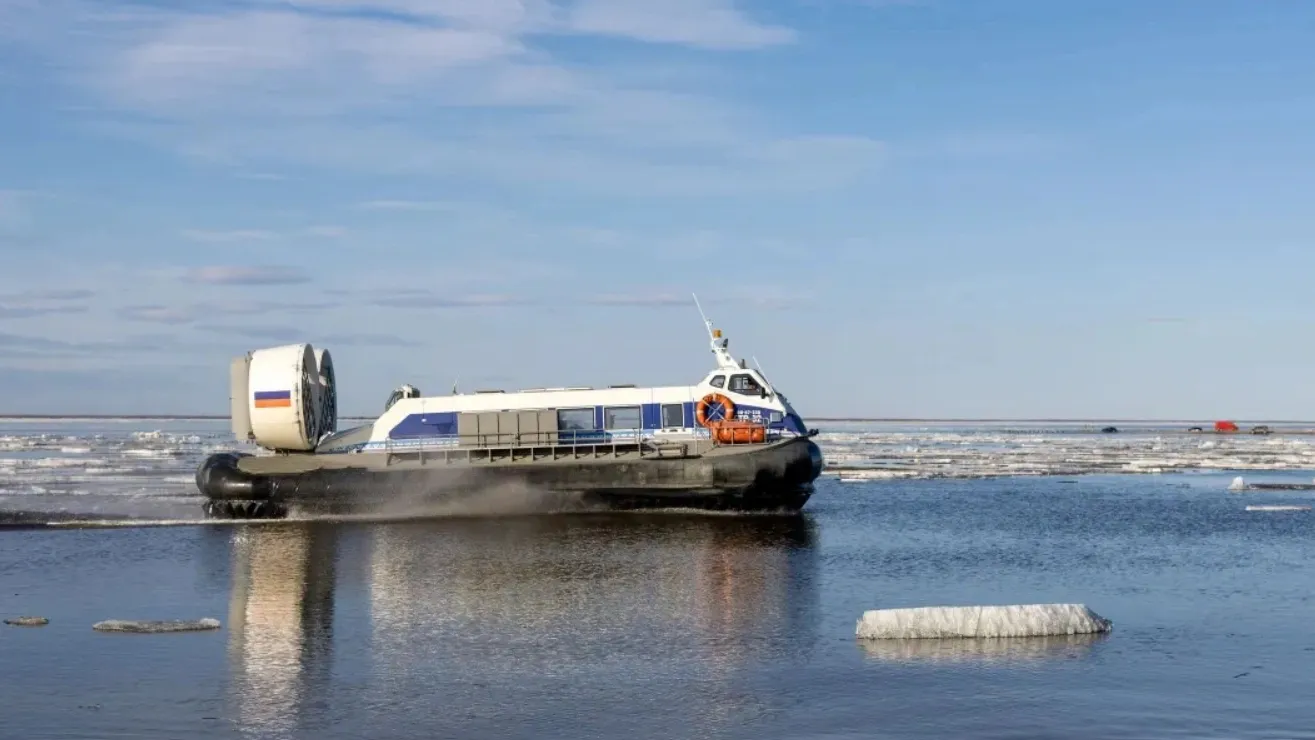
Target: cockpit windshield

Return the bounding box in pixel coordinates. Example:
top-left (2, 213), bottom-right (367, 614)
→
top-left (727, 372), bottom-right (767, 397)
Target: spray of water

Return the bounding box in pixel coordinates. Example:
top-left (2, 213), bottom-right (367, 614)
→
top-left (359, 471), bottom-right (607, 520)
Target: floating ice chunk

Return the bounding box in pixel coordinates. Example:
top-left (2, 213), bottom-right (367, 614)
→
top-left (1245, 505), bottom-right (1311, 512)
top-left (92, 618), bottom-right (221, 633)
top-left (1228, 476), bottom-right (1247, 491)
top-left (855, 603), bottom-right (1113, 640)
top-left (4, 616), bottom-right (49, 626)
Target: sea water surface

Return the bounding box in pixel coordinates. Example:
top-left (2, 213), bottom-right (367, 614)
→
top-left (2, 419), bottom-right (1315, 739)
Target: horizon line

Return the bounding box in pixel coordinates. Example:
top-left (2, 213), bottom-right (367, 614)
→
top-left (0, 414), bottom-right (1308, 424)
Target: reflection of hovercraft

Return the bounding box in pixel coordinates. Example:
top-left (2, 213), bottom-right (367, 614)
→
top-left (196, 320), bottom-right (825, 520)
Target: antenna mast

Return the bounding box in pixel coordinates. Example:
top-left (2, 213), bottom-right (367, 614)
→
top-left (692, 292), bottom-right (737, 369)
top-left (692, 293), bottom-right (714, 340)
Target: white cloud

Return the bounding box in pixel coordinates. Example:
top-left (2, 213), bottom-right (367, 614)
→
top-left (279, 0), bottom-right (560, 31)
top-left (568, 0), bottom-right (795, 50)
top-left (102, 9), bottom-right (522, 113)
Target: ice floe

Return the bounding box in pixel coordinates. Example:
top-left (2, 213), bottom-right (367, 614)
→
top-left (856, 603), bottom-right (1113, 640)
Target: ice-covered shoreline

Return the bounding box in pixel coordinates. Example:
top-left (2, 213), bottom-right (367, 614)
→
top-left (5, 420), bottom-right (1315, 517)
top-left (818, 422), bottom-right (1315, 481)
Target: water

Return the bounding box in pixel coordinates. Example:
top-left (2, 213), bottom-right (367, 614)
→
top-left (3, 420), bottom-right (1315, 738)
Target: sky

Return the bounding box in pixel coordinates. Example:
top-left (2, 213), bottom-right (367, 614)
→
top-left (2, 0), bottom-right (1315, 420)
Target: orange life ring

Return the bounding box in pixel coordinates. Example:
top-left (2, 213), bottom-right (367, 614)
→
top-left (695, 392), bottom-right (735, 427)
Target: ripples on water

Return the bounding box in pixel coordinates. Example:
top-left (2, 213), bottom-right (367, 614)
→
top-left (3, 420), bottom-right (1315, 738)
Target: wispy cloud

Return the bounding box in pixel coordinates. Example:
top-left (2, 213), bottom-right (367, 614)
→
top-left (568, 0), bottom-right (795, 50)
top-left (304, 225), bottom-right (348, 238)
top-left (181, 225), bottom-right (346, 241)
top-left (0, 288), bottom-right (94, 302)
top-left (798, 0), bottom-right (930, 7)
top-left (0, 287), bottom-right (94, 319)
top-left (275, 0), bottom-right (559, 31)
top-left (118, 304), bottom-right (196, 324)
top-left (9, 1), bottom-right (881, 196)
top-left (120, 297), bottom-right (333, 324)
top-left (181, 229), bottom-right (278, 243)
top-left (198, 324), bottom-right (306, 342)
top-left (318, 331), bottom-right (419, 347)
top-left (372, 292), bottom-right (531, 309)
top-left (0, 305), bottom-right (88, 319)
top-left (365, 289), bottom-right (807, 310)
top-left (586, 293), bottom-right (690, 307)
top-left (0, 329), bottom-right (172, 356)
top-left (354, 200), bottom-right (456, 212)
top-left (0, 331), bottom-right (85, 352)
top-left (197, 323), bottom-right (417, 347)
top-left (182, 265), bottom-right (311, 285)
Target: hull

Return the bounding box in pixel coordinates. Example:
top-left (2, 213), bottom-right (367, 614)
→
top-left (197, 435), bottom-right (825, 519)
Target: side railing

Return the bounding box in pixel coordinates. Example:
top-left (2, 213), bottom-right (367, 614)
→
top-left (374, 425), bottom-right (792, 465)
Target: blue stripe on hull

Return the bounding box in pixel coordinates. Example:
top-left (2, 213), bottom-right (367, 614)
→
top-left (390, 412), bottom-right (458, 439)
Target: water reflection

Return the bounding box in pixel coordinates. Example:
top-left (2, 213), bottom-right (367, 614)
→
top-left (362, 513), bottom-right (820, 736)
top-left (365, 514), bottom-right (820, 670)
top-left (226, 523), bottom-right (337, 737)
top-left (222, 513), bottom-right (820, 737)
top-left (857, 633), bottom-right (1110, 665)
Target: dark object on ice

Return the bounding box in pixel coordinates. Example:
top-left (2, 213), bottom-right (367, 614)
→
top-left (92, 618), bottom-right (221, 633)
top-left (1188, 426), bottom-right (1203, 433)
top-left (5, 616), bottom-right (49, 626)
top-left (1100, 426), bottom-right (1118, 434)
top-left (1251, 425), bottom-right (1272, 435)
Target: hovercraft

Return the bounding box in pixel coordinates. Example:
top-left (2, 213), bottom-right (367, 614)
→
top-left (197, 313), bottom-right (824, 519)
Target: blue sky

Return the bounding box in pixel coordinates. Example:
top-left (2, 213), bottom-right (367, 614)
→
top-left (2, 0), bottom-right (1315, 419)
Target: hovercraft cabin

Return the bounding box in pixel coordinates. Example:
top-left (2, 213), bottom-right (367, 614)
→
top-left (336, 364), bottom-right (811, 454)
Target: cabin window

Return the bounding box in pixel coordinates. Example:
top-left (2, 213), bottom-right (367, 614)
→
top-left (710, 375), bottom-right (726, 388)
top-left (661, 403), bottom-right (684, 428)
top-left (557, 408), bottom-right (595, 431)
top-left (604, 405), bottom-right (641, 430)
top-left (728, 373), bottom-right (763, 396)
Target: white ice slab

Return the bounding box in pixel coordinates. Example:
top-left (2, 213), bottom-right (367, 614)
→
top-left (856, 603), bottom-right (1112, 640)
top-left (92, 618), bottom-right (221, 633)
